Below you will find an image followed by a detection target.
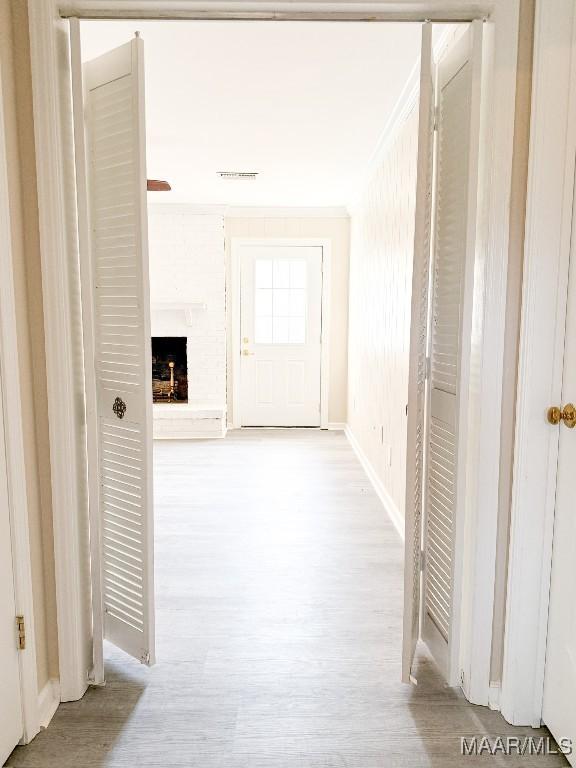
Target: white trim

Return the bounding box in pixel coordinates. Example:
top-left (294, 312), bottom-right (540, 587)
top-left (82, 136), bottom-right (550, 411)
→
top-left (456, 6), bottom-right (500, 706)
top-left (37, 680), bottom-right (61, 731)
top-left (501, 0), bottom-right (576, 728)
top-left (488, 682), bottom-right (501, 711)
top-left (0, 55), bottom-right (42, 745)
top-left (350, 67), bottom-right (419, 213)
top-left (454, 0), bottom-right (521, 708)
top-left (226, 206), bottom-right (349, 219)
top-left (149, 204), bottom-right (349, 219)
top-left (320, 242), bottom-right (332, 429)
top-left (350, 25), bottom-right (458, 211)
top-left (345, 426), bottom-right (404, 540)
top-left (230, 237), bottom-right (331, 429)
top-left (230, 240), bottom-right (241, 428)
top-left (27, 0), bottom-right (520, 715)
top-left (57, 1), bottom-right (493, 21)
top-left (149, 203), bottom-right (227, 216)
top-left (28, 0), bottom-right (89, 702)
top-left (327, 422), bottom-right (346, 430)
top-left (152, 302), bottom-right (208, 325)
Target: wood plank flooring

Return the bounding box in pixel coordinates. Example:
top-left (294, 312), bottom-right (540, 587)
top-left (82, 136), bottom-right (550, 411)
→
top-left (8, 429), bottom-right (566, 767)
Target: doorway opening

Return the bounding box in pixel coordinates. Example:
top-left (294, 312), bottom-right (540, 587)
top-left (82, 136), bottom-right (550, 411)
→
top-left (74, 12), bottom-right (475, 692)
top-left (12, 8), bottom-right (545, 765)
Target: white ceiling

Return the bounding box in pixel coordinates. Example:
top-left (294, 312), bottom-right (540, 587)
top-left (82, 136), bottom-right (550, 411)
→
top-left (81, 20), bottom-right (421, 207)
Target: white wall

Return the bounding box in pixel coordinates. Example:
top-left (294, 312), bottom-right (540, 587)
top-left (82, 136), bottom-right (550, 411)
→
top-left (347, 104), bottom-right (418, 519)
top-left (0, 0), bottom-right (59, 689)
top-left (148, 205), bottom-right (226, 409)
top-left (225, 213), bottom-right (350, 426)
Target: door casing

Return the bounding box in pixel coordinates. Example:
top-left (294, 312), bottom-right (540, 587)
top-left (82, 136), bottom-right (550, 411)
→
top-left (27, 0), bottom-right (521, 716)
top-left (0, 57), bottom-right (41, 743)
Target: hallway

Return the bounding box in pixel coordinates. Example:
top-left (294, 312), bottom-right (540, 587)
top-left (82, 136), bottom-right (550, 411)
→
top-left (8, 430), bottom-right (565, 767)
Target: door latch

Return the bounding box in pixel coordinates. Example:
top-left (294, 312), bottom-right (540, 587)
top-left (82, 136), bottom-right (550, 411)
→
top-left (547, 403), bottom-right (576, 428)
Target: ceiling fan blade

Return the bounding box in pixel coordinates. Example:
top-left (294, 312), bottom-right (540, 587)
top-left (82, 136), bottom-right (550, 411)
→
top-left (147, 179), bottom-right (171, 192)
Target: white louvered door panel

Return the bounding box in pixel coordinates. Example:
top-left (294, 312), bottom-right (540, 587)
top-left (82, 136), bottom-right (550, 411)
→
top-left (83, 36), bottom-right (155, 666)
top-left (422, 23), bottom-right (483, 685)
top-left (402, 22), bottom-right (435, 685)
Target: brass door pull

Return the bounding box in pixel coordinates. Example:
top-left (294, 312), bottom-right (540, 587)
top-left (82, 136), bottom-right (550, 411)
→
top-left (547, 403), bottom-right (576, 428)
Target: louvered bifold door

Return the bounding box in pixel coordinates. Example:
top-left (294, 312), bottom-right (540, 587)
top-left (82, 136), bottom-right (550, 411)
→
top-left (82, 36), bottom-right (155, 666)
top-left (422, 22), bottom-right (483, 685)
top-left (402, 22), bottom-right (435, 685)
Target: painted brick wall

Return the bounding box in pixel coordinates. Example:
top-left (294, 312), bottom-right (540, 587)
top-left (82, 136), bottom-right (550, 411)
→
top-left (148, 205), bottom-right (226, 408)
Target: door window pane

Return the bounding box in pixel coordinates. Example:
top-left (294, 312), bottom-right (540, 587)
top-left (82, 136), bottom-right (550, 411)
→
top-left (255, 259), bottom-right (273, 288)
top-left (255, 316), bottom-right (273, 344)
top-left (290, 260), bottom-right (307, 288)
top-left (273, 317), bottom-right (290, 344)
top-left (254, 257), bottom-right (308, 344)
top-left (255, 289), bottom-right (273, 317)
top-left (289, 317), bottom-right (305, 344)
top-left (289, 289), bottom-right (305, 317)
top-left (273, 259), bottom-right (290, 288)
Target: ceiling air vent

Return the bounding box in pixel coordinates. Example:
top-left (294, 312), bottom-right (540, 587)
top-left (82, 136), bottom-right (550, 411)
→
top-left (218, 171), bottom-right (259, 180)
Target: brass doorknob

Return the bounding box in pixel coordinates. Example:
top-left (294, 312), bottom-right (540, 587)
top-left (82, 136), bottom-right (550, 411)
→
top-left (547, 403), bottom-right (576, 428)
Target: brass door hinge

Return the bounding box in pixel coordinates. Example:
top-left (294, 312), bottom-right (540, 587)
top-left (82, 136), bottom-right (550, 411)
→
top-left (16, 615), bottom-right (25, 650)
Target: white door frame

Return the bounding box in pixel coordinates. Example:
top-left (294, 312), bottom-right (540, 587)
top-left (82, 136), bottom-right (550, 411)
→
top-left (57, 1), bottom-right (492, 22)
top-left (230, 237), bottom-right (331, 430)
top-left (501, 0), bottom-right (576, 728)
top-left (27, 0), bottom-right (520, 714)
top-left (0, 58), bottom-right (41, 743)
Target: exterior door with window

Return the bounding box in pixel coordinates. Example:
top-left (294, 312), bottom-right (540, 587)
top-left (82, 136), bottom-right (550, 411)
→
top-left (239, 244), bottom-right (322, 427)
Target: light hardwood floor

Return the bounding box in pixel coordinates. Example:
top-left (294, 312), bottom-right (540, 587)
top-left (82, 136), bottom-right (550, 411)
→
top-left (8, 429), bottom-right (566, 767)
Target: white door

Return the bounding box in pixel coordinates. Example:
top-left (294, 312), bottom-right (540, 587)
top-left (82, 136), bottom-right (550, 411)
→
top-left (239, 244), bottom-right (323, 427)
top-left (403, 22), bottom-right (435, 684)
top-left (542, 175), bottom-right (576, 766)
top-left (403, 22), bottom-right (483, 686)
top-left (0, 366), bottom-right (23, 765)
top-left (71, 28), bottom-right (155, 677)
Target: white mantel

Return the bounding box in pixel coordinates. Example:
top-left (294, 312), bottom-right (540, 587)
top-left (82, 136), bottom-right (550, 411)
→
top-left (151, 302), bottom-right (207, 326)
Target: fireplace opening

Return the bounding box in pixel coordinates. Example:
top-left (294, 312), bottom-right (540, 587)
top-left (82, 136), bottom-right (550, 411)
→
top-left (151, 337), bottom-right (188, 403)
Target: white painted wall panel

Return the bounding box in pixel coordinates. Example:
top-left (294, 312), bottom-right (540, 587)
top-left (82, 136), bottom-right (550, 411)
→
top-left (347, 105), bottom-right (419, 520)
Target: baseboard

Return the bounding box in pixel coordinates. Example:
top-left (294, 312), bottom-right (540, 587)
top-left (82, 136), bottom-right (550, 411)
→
top-left (154, 433), bottom-right (226, 440)
top-left (37, 678), bottom-right (60, 730)
top-left (344, 425), bottom-right (404, 540)
top-left (327, 422), bottom-right (346, 431)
